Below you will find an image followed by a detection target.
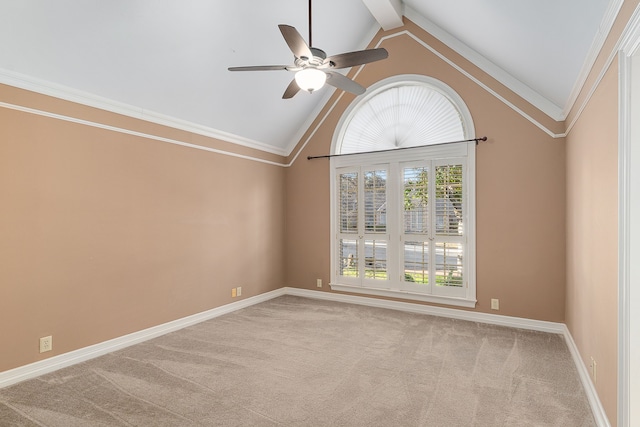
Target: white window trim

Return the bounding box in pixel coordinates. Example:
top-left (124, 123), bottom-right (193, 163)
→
top-left (330, 143), bottom-right (476, 308)
top-left (329, 76), bottom-right (476, 308)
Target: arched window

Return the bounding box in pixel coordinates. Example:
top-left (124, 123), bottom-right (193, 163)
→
top-left (330, 75), bottom-right (476, 307)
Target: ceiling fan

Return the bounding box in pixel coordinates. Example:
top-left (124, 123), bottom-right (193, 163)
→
top-left (228, 0), bottom-right (388, 99)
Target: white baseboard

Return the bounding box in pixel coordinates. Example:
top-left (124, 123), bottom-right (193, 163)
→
top-left (285, 287), bottom-right (565, 333)
top-left (561, 325), bottom-right (611, 427)
top-left (0, 286), bottom-right (610, 427)
top-left (0, 288), bottom-right (286, 389)
top-left (285, 288), bottom-right (610, 426)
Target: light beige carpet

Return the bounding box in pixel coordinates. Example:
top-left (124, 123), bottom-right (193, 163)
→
top-left (0, 296), bottom-right (595, 426)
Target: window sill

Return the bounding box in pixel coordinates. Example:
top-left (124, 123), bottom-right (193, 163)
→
top-left (329, 283), bottom-right (477, 308)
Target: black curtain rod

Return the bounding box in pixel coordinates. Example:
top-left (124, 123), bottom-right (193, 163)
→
top-left (307, 136), bottom-right (488, 160)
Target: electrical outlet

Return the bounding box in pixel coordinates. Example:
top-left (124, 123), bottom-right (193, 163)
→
top-left (231, 288), bottom-right (237, 298)
top-left (317, 279), bottom-right (322, 288)
top-left (39, 336), bottom-right (52, 353)
top-left (491, 299), bottom-right (500, 310)
top-left (237, 287), bottom-right (242, 297)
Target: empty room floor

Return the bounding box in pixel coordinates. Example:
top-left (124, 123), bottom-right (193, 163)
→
top-left (0, 296), bottom-right (595, 426)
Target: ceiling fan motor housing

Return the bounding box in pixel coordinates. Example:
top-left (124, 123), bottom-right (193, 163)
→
top-left (228, 23), bottom-right (386, 98)
top-left (297, 47), bottom-right (328, 68)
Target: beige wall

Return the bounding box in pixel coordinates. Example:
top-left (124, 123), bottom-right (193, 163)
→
top-left (285, 20), bottom-right (567, 322)
top-left (565, 48), bottom-right (620, 427)
top-left (562, 1), bottom-right (640, 424)
top-left (0, 86), bottom-right (286, 372)
top-left (2, 7), bottom-right (637, 422)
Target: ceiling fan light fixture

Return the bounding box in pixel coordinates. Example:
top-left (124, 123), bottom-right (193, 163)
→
top-left (295, 67), bottom-right (326, 93)
top-left (228, 0), bottom-right (387, 99)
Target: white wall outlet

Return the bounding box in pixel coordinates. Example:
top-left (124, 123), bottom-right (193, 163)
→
top-left (231, 288), bottom-right (237, 298)
top-left (237, 286), bottom-right (242, 297)
top-left (317, 279), bottom-right (322, 288)
top-left (491, 299), bottom-right (500, 310)
top-left (39, 336), bottom-right (52, 353)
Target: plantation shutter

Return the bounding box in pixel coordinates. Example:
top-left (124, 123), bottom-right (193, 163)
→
top-left (400, 158), bottom-right (466, 297)
top-left (362, 167), bottom-right (388, 286)
top-left (336, 166), bottom-right (389, 285)
top-left (330, 77), bottom-right (475, 307)
top-left (402, 164), bottom-right (431, 290)
top-left (433, 161), bottom-right (465, 293)
top-left (338, 169), bottom-right (359, 282)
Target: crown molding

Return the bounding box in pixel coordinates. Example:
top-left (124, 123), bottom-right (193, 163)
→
top-left (404, 6), bottom-right (564, 121)
top-left (565, 0), bottom-right (640, 137)
top-left (375, 31), bottom-right (564, 139)
top-left (0, 101), bottom-right (288, 167)
top-left (286, 27), bottom-right (567, 164)
top-left (562, 0), bottom-right (624, 119)
top-left (0, 68), bottom-right (288, 157)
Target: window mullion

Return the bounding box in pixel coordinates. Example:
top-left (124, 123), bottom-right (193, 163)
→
top-left (428, 161), bottom-right (436, 288)
top-left (387, 162), bottom-right (398, 283)
top-left (357, 166), bottom-right (365, 280)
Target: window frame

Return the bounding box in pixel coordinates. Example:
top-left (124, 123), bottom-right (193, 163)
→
top-left (329, 76), bottom-right (476, 308)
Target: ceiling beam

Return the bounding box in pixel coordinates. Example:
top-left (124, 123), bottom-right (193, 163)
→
top-left (362, 0), bottom-right (404, 31)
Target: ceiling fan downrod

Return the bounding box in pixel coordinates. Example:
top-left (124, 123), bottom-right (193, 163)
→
top-left (308, 0), bottom-right (313, 48)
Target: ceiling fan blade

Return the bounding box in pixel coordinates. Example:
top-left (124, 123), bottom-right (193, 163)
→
top-left (278, 24), bottom-right (313, 59)
top-left (282, 79), bottom-right (301, 99)
top-left (326, 48), bottom-right (389, 69)
top-left (228, 65), bottom-right (289, 71)
top-left (325, 71), bottom-right (365, 95)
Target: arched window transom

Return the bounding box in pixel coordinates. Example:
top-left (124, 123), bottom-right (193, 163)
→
top-left (339, 83), bottom-right (466, 155)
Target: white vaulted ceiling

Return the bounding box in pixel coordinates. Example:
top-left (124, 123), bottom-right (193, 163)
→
top-left (0, 0), bottom-right (619, 155)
